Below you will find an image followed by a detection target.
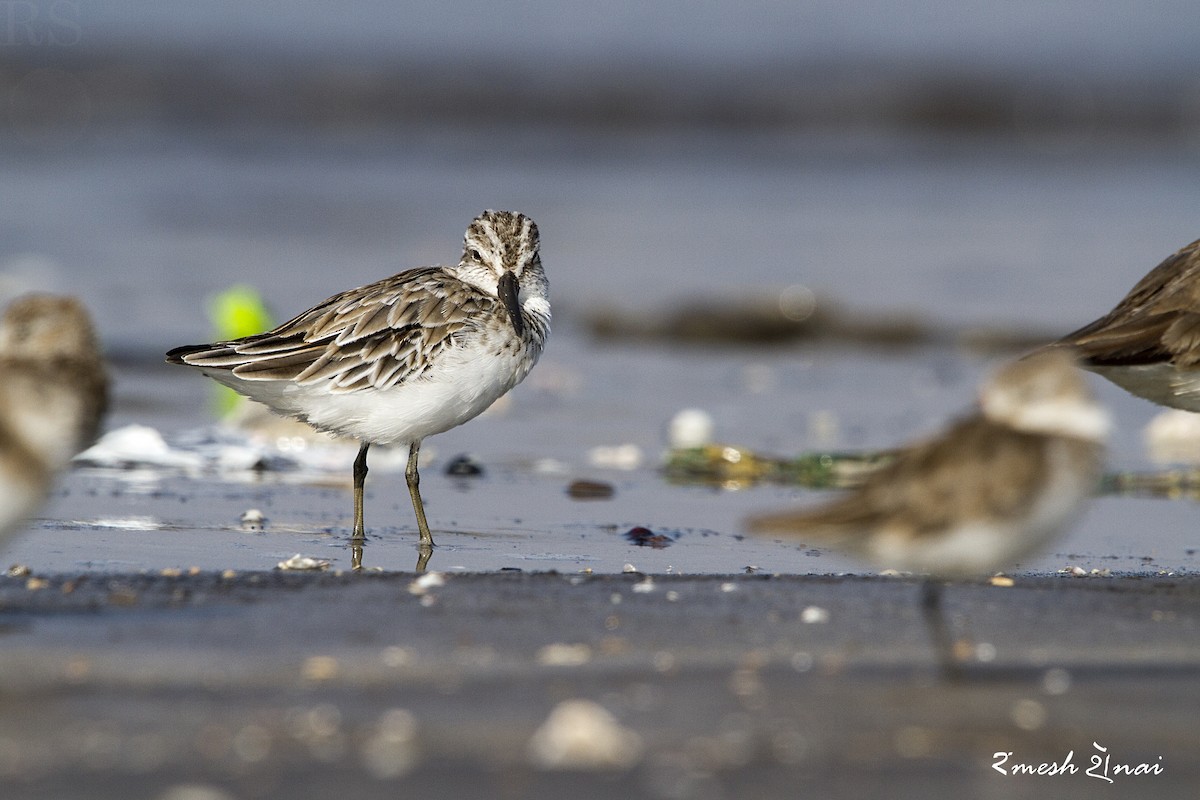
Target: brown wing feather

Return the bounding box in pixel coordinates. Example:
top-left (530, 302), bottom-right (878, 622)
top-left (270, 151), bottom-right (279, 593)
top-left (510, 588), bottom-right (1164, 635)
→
top-left (167, 267), bottom-right (496, 393)
top-left (747, 417), bottom-right (1050, 542)
top-left (1161, 312), bottom-right (1200, 367)
top-left (1058, 238), bottom-right (1200, 366)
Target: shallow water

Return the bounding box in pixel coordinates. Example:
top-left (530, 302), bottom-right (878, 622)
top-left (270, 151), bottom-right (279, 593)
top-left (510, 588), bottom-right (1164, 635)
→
top-left (4, 330), bottom-right (1199, 576)
top-left (2, 107), bottom-right (1200, 577)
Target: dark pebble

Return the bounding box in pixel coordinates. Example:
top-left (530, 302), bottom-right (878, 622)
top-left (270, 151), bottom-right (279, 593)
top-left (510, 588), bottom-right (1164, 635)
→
top-left (566, 479), bottom-right (615, 500)
top-left (624, 526), bottom-right (673, 549)
top-left (445, 454), bottom-right (485, 477)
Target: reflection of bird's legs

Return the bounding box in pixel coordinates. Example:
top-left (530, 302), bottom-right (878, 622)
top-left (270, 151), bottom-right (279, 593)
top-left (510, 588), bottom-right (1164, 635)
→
top-left (921, 580), bottom-right (964, 682)
top-left (415, 546), bottom-right (432, 573)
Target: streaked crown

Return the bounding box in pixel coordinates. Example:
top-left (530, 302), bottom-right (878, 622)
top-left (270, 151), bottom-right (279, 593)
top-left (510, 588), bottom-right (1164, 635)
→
top-left (461, 210), bottom-right (541, 275)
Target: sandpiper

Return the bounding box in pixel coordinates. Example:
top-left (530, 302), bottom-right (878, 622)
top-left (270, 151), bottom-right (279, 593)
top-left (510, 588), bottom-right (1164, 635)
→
top-left (0, 294), bottom-right (108, 549)
top-left (1053, 237), bottom-right (1200, 413)
top-left (167, 210), bottom-right (550, 554)
top-left (747, 350), bottom-right (1109, 676)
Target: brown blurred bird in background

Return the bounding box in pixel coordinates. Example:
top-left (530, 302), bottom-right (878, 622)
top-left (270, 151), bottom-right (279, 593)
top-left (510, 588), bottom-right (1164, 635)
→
top-left (747, 349), bottom-right (1109, 677)
top-left (0, 294), bottom-right (107, 551)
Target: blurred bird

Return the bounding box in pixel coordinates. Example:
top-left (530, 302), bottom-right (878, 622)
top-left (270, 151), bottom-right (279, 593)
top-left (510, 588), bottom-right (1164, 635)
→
top-left (747, 350), bottom-right (1108, 676)
top-left (0, 294), bottom-right (108, 551)
top-left (1052, 237), bottom-right (1200, 415)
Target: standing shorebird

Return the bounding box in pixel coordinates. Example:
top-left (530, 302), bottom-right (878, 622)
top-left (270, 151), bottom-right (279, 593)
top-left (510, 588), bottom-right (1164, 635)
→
top-left (747, 350), bottom-right (1109, 676)
top-left (167, 211), bottom-right (550, 556)
top-left (1052, 237), bottom-right (1200, 413)
top-left (0, 294), bottom-right (108, 550)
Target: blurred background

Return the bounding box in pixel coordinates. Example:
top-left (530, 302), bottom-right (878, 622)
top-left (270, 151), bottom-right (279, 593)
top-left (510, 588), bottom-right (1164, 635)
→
top-left (2, 0), bottom-right (1200, 572)
top-left (1, 0), bottom-right (1198, 347)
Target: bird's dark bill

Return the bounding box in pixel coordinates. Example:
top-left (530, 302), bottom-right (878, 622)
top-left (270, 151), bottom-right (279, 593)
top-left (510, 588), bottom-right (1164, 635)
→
top-left (498, 271), bottom-right (524, 336)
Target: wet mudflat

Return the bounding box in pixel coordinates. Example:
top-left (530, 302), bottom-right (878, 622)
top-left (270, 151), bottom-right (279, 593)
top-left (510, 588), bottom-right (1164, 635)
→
top-left (2, 49), bottom-right (1199, 797)
top-left (1, 343), bottom-right (1197, 797)
top-left (0, 570), bottom-right (1196, 799)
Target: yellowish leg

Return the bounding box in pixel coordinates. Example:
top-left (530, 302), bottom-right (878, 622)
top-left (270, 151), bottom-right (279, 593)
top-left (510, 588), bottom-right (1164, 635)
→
top-left (407, 440), bottom-right (435, 549)
top-left (352, 442), bottom-right (369, 539)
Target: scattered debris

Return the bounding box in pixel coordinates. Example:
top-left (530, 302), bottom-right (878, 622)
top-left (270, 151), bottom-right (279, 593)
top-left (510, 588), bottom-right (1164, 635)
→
top-left (585, 292), bottom-right (1057, 353)
top-left (1144, 408), bottom-right (1200, 465)
top-left (1057, 566), bottom-right (1113, 577)
top-left (277, 554), bottom-right (331, 571)
top-left (566, 479), bottom-right (615, 500)
top-left (407, 572), bottom-right (445, 596)
top-left (664, 443), bottom-right (892, 488)
top-left (588, 444), bottom-right (642, 470)
top-left (667, 408), bottom-right (714, 449)
top-left (444, 454), bottom-right (484, 477)
top-left (74, 424), bottom-right (205, 471)
top-left (536, 643), bottom-right (593, 667)
top-left (623, 526), bottom-right (673, 549)
top-left (800, 605), bottom-right (829, 624)
top-left (1102, 468), bottom-right (1200, 498)
top-left (631, 577), bottom-right (655, 594)
top-left (531, 458), bottom-right (569, 475)
top-left (586, 294), bottom-right (920, 346)
top-left (527, 700), bottom-right (642, 771)
top-left (239, 508), bottom-right (266, 530)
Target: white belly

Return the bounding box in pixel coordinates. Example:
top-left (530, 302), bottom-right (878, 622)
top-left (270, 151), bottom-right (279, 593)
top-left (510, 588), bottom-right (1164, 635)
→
top-left (1088, 363), bottom-right (1200, 412)
top-left (205, 338), bottom-right (540, 445)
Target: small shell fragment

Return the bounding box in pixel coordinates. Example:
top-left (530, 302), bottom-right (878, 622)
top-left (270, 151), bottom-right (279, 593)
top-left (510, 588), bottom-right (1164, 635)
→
top-left (407, 572), bottom-right (445, 595)
top-left (277, 554), bottom-right (331, 571)
top-left (800, 606), bottom-right (829, 624)
top-left (587, 444), bottom-right (642, 470)
top-left (536, 643), bottom-right (593, 667)
top-left (527, 699), bottom-right (642, 770)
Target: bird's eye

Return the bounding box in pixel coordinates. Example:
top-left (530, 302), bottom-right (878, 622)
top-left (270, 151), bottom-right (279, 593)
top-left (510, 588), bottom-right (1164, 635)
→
top-left (468, 248), bottom-right (484, 262)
